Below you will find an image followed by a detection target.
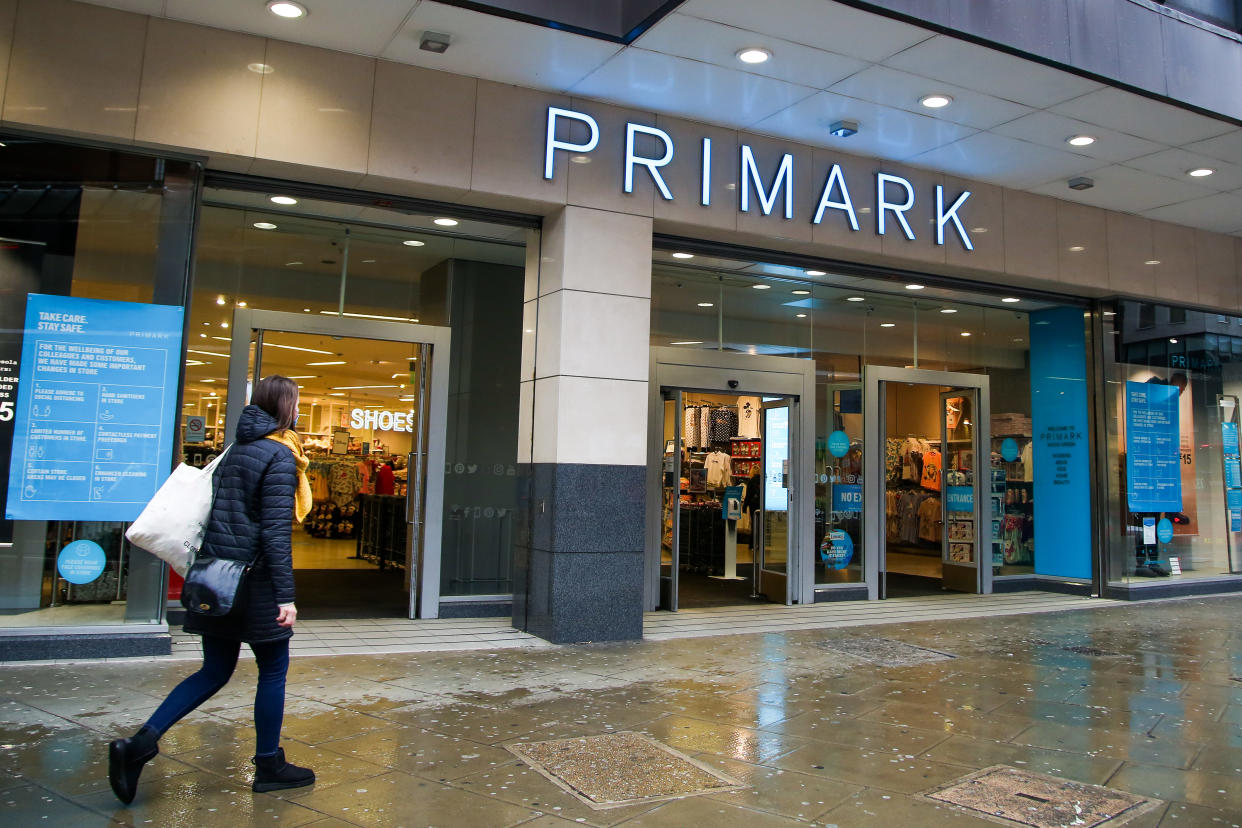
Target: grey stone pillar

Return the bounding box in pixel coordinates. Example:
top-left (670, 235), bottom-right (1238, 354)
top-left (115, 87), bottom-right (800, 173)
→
top-left (514, 206), bottom-right (652, 643)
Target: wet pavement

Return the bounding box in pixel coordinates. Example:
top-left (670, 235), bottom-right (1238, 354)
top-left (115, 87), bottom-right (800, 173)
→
top-left (3, 594), bottom-right (1242, 827)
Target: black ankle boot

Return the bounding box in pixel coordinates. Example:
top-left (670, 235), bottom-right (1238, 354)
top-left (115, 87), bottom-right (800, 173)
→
top-left (252, 747), bottom-right (315, 793)
top-left (108, 725), bottom-right (159, 804)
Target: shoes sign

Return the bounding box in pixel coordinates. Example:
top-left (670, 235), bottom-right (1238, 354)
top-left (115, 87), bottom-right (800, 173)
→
top-left (543, 106), bottom-right (974, 250)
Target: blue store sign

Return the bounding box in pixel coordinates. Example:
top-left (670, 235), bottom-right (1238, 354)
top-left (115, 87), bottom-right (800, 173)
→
top-left (5, 295), bottom-right (184, 522)
top-left (1000, 437), bottom-right (1019, 463)
top-left (57, 539), bottom-right (106, 585)
top-left (820, 529), bottom-right (854, 569)
top-left (831, 483), bottom-right (863, 513)
top-left (946, 486), bottom-right (974, 512)
top-left (827, 430), bottom-right (850, 458)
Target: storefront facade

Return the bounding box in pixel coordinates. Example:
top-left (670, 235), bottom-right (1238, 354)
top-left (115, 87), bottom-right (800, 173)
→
top-left (2, 0), bottom-right (1242, 655)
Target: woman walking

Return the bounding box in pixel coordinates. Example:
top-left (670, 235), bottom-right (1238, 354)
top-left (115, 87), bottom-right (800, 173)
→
top-left (108, 375), bottom-right (315, 803)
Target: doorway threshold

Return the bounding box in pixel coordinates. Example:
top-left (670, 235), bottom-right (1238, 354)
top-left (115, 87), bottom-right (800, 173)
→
top-left (642, 591), bottom-right (1118, 641)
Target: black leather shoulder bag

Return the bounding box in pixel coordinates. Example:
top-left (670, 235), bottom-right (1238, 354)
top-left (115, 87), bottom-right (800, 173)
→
top-left (181, 556), bottom-right (251, 616)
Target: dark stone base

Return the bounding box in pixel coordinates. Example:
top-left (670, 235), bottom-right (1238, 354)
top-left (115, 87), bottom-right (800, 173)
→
top-left (993, 577), bottom-right (1094, 596)
top-left (522, 548), bottom-right (644, 644)
top-left (0, 632), bottom-right (171, 662)
top-left (1103, 576), bottom-right (1242, 600)
top-left (438, 600), bottom-right (512, 618)
top-left (814, 586), bottom-right (870, 602)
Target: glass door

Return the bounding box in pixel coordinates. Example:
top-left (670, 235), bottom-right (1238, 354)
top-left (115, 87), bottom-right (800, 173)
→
top-left (224, 309), bottom-right (450, 618)
top-left (941, 389), bottom-right (982, 593)
top-left (758, 399), bottom-right (791, 601)
top-left (659, 390), bottom-right (681, 611)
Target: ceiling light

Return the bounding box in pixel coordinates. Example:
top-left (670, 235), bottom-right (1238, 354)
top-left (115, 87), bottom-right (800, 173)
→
top-left (1145, 259), bottom-right (1161, 265)
top-left (792, 289), bottom-right (812, 295)
top-left (845, 296), bottom-right (864, 302)
top-left (671, 252), bottom-right (694, 259)
top-left (919, 94), bottom-right (952, 109)
top-left (905, 284), bottom-right (924, 290)
top-left (328, 392), bottom-right (345, 396)
top-left (262, 342), bottom-right (333, 355)
top-left (307, 360), bottom-right (346, 366)
top-left (253, 221), bottom-right (277, 230)
top-left (419, 30), bottom-right (452, 54)
top-left (1068, 176), bottom-right (1094, 191)
top-left (331, 385), bottom-right (401, 390)
top-left (736, 47), bottom-right (772, 64)
top-left (433, 218), bottom-right (458, 227)
top-left (286, 261), bottom-right (303, 266)
top-left (697, 302), bottom-right (714, 307)
top-left (236, 300), bottom-right (247, 307)
top-left (270, 195), bottom-right (297, 205)
top-left (267, 1), bottom-right (307, 19)
top-left (796, 313), bottom-right (808, 318)
top-left (960, 331), bottom-right (972, 337)
top-left (286, 375), bottom-right (317, 379)
top-left (752, 284), bottom-right (771, 290)
top-left (1187, 167), bottom-right (1215, 177)
top-left (199, 333), bottom-right (206, 338)
top-left (361, 259), bottom-right (376, 263)
top-left (940, 308), bottom-right (957, 314)
top-left (1066, 135), bottom-right (1096, 147)
top-left (805, 270), bottom-right (826, 276)
top-left (971, 227), bottom-right (988, 233)
top-left (570, 155), bottom-right (591, 165)
top-left (1068, 245), bottom-right (1085, 252)
top-left (403, 240), bottom-right (425, 246)
top-left (302, 308), bottom-right (311, 312)
top-left (880, 323), bottom-right (896, 328)
top-left (220, 322), bottom-right (229, 328)
top-left (1169, 338), bottom-right (1178, 343)
top-left (829, 120), bottom-right (858, 138)
top-left (1002, 297), bottom-right (1021, 303)
top-left (247, 63), bottom-right (274, 74)
top-left (1013, 337), bottom-right (1024, 343)
top-left (215, 296), bottom-right (226, 305)
top-left (671, 341), bottom-right (703, 345)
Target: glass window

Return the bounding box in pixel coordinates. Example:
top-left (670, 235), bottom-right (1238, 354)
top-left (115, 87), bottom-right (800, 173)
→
top-left (1138, 303), bottom-right (1156, 329)
top-left (1104, 301), bottom-right (1239, 583)
top-left (1163, 0), bottom-right (1240, 31)
top-left (0, 137), bottom-right (197, 630)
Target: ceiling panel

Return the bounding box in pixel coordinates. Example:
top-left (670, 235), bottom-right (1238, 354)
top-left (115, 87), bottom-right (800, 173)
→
top-left (164, 0), bottom-right (420, 55)
top-left (1052, 88), bottom-right (1236, 145)
top-left (1122, 147), bottom-right (1242, 192)
top-left (989, 110), bottom-right (1167, 164)
top-left (908, 132), bottom-right (1099, 188)
top-left (884, 35), bottom-right (1102, 108)
top-left (678, 0), bottom-right (932, 63)
top-left (571, 48), bottom-right (818, 129)
top-left (752, 92), bottom-right (977, 161)
top-left (632, 13), bottom-right (867, 89)
top-left (1141, 192), bottom-right (1242, 234)
top-left (1029, 163), bottom-right (1217, 213)
top-left (1185, 129), bottom-right (1242, 166)
top-left (827, 65), bottom-right (1031, 130)
top-left (78, 0), bottom-right (166, 14)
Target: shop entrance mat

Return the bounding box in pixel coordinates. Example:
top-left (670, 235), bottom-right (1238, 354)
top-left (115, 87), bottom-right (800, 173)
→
top-left (924, 765), bottom-right (1160, 827)
top-left (505, 731), bottom-right (744, 810)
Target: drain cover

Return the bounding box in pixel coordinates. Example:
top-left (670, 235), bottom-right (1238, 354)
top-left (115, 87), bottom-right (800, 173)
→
top-left (506, 732), bottom-right (744, 810)
top-left (925, 765), bottom-right (1160, 827)
top-left (819, 636), bottom-right (956, 667)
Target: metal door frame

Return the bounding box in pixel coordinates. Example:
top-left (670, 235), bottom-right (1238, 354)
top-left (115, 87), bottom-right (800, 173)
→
top-left (224, 309), bottom-right (452, 619)
top-left (940, 387), bottom-right (983, 593)
top-left (757, 398), bottom-right (794, 603)
top-left (645, 348), bottom-right (815, 610)
top-left (864, 365), bottom-right (992, 600)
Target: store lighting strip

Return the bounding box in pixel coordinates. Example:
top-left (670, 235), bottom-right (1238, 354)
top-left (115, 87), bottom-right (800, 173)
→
top-left (261, 342), bottom-right (334, 355)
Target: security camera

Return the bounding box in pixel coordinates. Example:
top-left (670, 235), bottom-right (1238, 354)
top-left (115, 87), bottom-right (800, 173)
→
top-left (728, 380), bottom-right (739, 389)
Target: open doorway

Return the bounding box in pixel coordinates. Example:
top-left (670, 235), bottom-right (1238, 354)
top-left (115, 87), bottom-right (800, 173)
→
top-left (877, 374), bottom-right (987, 598)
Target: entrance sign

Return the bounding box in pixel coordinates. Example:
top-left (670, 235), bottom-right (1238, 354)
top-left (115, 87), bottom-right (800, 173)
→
top-left (6, 295), bottom-right (183, 522)
top-left (1125, 381), bottom-right (1182, 513)
top-left (350, 407), bottom-right (415, 432)
top-left (544, 106), bottom-right (974, 249)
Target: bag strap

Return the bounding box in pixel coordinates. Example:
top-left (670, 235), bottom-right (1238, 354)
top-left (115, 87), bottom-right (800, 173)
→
top-left (201, 444), bottom-right (232, 475)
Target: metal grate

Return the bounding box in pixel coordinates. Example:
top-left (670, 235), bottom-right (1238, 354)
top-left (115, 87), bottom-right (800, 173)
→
top-left (925, 766), bottom-right (1160, 828)
top-left (506, 732), bottom-right (744, 810)
top-left (818, 636), bottom-right (957, 667)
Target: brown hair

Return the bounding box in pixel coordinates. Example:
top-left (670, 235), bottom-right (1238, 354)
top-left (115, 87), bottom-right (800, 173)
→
top-left (251, 375), bottom-right (299, 431)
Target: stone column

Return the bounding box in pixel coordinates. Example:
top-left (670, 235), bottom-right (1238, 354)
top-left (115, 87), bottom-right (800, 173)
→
top-left (514, 206), bottom-right (652, 643)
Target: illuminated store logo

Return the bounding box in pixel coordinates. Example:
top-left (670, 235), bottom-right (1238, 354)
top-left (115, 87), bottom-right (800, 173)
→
top-left (350, 407), bottom-right (414, 432)
top-left (543, 106), bottom-right (973, 250)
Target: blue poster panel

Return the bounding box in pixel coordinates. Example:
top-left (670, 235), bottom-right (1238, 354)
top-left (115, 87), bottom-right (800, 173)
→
top-left (5, 294), bottom-right (184, 522)
top-left (1030, 306), bottom-right (1092, 579)
top-left (1125, 381), bottom-right (1183, 513)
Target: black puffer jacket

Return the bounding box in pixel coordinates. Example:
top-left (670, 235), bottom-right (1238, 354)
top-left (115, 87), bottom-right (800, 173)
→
top-left (183, 405), bottom-right (296, 644)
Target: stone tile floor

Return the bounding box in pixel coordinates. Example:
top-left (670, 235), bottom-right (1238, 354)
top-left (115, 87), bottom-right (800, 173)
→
top-left (3, 595), bottom-right (1242, 826)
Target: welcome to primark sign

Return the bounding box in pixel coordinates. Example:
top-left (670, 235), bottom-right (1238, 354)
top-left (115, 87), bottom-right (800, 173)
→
top-left (543, 107), bottom-right (975, 251)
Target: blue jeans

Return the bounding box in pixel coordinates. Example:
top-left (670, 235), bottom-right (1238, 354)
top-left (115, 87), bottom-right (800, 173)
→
top-left (145, 635), bottom-right (290, 757)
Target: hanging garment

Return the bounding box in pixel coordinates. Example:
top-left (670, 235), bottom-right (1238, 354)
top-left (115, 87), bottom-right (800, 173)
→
top-left (709, 407), bottom-right (738, 443)
top-left (920, 449), bottom-right (942, 492)
top-left (918, 495), bottom-right (942, 542)
top-left (700, 406), bottom-right (712, 449)
top-left (737, 397), bottom-right (762, 439)
top-left (704, 450), bottom-right (733, 488)
top-left (683, 406), bottom-right (701, 450)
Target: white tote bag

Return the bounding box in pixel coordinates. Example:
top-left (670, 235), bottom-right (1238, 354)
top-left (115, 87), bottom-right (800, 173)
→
top-left (125, 447), bottom-right (230, 576)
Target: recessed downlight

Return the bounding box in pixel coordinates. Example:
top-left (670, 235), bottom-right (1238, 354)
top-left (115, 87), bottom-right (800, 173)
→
top-left (792, 289), bottom-right (811, 296)
top-left (267, 1), bottom-right (307, 19)
top-left (1066, 135), bottom-right (1096, 147)
top-left (1145, 259), bottom-right (1162, 265)
top-left (845, 296), bottom-right (864, 302)
top-left (433, 217), bottom-right (459, 226)
top-left (570, 155), bottom-right (591, 164)
top-left (940, 308), bottom-right (957, 314)
top-left (1068, 245), bottom-right (1085, 252)
top-left (880, 323), bottom-right (896, 328)
top-left (960, 331), bottom-right (972, 337)
top-left (805, 270), bottom-right (826, 276)
top-left (697, 302), bottom-right (714, 307)
top-left (919, 94), bottom-right (952, 109)
top-left (1001, 297), bottom-right (1021, 303)
top-left (752, 284), bottom-right (771, 290)
top-left (796, 313), bottom-right (808, 318)
top-left (286, 261), bottom-right (303, 266)
top-left (215, 296), bottom-right (226, 306)
top-left (1169, 338), bottom-right (1179, 344)
top-left (253, 221), bottom-right (277, 230)
top-left (270, 195), bottom-right (297, 205)
top-left (671, 252), bottom-right (694, 259)
top-left (905, 283), bottom-right (925, 290)
top-left (671, 341), bottom-right (703, 345)
top-left (403, 240), bottom-right (425, 247)
top-left (247, 63), bottom-right (275, 74)
top-left (736, 47), bottom-right (772, 64)
top-left (1187, 167), bottom-right (1215, 177)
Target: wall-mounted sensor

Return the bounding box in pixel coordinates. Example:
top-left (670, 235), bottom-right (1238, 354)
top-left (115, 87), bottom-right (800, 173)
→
top-left (420, 31), bottom-right (452, 53)
top-left (829, 120), bottom-right (858, 138)
top-left (1068, 176), bottom-right (1094, 191)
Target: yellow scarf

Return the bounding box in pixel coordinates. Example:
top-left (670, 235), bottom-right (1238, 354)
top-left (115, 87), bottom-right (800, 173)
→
top-left (265, 429), bottom-right (312, 523)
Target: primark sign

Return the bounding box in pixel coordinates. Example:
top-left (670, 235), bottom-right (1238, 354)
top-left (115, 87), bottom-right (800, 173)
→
top-left (543, 106), bottom-right (974, 251)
